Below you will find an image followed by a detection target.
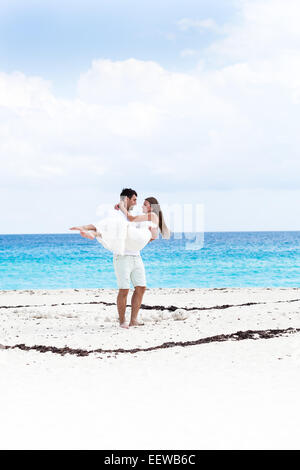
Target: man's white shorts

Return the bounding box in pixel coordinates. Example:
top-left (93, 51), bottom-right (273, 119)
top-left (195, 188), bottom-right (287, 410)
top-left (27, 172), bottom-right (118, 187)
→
top-left (113, 255), bottom-right (146, 289)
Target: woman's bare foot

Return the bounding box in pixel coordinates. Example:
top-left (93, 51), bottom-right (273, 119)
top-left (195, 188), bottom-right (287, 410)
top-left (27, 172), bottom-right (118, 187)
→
top-left (129, 321), bottom-right (145, 327)
top-left (120, 322), bottom-right (129, 329)
top-left (79, 230), bottom-right (96, 240)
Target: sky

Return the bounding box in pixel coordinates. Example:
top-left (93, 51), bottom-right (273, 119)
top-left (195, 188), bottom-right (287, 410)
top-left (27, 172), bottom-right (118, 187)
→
top-left (0, 0), bottom-right (300, 233)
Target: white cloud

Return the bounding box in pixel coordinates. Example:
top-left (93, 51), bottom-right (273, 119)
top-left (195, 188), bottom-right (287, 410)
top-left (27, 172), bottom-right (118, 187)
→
top-left (0, 71), bottom-right (54, 109)
top-left (1, 0), bottom-right (300, 201)
top-left (208, 0), bottom-right (300, 63)
top-left (177, 17), bottom-right (220, 33)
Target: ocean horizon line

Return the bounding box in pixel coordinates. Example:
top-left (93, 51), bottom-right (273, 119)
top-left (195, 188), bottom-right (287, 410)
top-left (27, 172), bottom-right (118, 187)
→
top-left (1, 230), bottom-right (300, 236)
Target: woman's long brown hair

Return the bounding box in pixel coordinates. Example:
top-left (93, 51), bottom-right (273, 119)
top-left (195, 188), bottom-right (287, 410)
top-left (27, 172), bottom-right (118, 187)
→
top-left (145, 197), bottom-right (170, 239)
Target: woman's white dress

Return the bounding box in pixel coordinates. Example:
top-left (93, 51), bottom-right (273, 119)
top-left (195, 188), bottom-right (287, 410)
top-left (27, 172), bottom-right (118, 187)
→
top-left (94, 213), bottom-right (157, 255)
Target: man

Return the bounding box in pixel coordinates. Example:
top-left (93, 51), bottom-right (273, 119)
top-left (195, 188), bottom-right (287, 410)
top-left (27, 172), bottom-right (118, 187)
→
top-left (70, 188), bottom-right (156, 329)
top-left (114, 188), bottom-right (156, 329)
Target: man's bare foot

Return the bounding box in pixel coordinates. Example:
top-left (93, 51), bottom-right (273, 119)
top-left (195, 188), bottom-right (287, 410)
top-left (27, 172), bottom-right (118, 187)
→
top-left (120, 322), bottom-right (129, 329)
top-left (129, 321), bottom-right (145, 327)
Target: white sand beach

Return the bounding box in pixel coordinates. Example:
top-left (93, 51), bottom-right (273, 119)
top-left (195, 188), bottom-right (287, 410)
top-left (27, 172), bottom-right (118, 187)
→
top-left (1, 287), bottom-right (300, 450)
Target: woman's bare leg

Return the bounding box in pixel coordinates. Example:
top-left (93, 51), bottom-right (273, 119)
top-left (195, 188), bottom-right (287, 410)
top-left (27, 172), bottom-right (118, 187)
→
top-left (70, 225), bottom-right (98, 240)
top-left (70, 224), bottom-right (97, 231)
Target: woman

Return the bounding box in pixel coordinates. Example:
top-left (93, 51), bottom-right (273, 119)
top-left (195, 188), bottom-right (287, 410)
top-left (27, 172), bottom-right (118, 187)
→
top-left (70, 197), bottom-right (170, 254)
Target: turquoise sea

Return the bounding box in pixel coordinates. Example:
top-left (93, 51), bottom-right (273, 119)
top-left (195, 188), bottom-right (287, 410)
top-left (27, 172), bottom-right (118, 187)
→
top-left (0, 232), bottom-right (300, 290)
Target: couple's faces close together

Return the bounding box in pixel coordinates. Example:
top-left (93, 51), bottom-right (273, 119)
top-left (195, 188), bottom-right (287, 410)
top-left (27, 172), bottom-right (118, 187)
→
top-left (124, 195), bottom-right (151, 214)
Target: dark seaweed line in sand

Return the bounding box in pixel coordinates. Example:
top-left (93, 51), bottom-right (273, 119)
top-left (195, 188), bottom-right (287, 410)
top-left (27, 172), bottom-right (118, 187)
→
top-left (1, 298), bottom-right (300, 312)
top-left (1, 328), bottom-right (299, 357)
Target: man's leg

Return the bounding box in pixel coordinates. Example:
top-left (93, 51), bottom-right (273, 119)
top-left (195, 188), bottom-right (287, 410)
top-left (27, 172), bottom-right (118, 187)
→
top-left (129, 256), bottom-right (147, 326)
top-left (117, 289), bottom-right (129, 328)
top-left (114, 255), bottom-right (132, 329)
top-left (130, 286), bottom-right (146, 326)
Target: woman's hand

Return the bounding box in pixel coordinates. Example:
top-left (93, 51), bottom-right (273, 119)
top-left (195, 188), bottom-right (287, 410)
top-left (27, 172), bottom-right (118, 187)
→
top-left (149, 227), bottom-right (158, 240)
